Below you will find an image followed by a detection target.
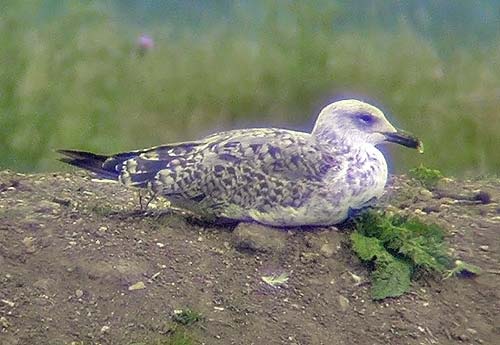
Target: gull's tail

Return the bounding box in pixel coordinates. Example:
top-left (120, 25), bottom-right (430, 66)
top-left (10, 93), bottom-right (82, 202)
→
top-left (57, 149), bottom-right (136, 180)
top-left (58, 141), bottom-right (202, 187)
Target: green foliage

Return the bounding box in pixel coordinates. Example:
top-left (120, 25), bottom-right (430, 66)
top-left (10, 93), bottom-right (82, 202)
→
top-left (351, 211), bottom-right (452, 299)
top-left (1, 2), bottom-right (500, 175)
top-left (129, 309), bottom-right (202, 345)
top-left (409, 165), bottom-right (444, 189)
top-left (444, 260), bottom-right (482, 279)
top-left (172, 309), bottom-right (202, 326)
top-left (371, 255), bottom-right (412, 300)
top-left (351, 232), bottom-right (412, 299)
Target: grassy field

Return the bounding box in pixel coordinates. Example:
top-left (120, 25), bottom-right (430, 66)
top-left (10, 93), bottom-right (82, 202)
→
top-left (1, 1), bottom-right (499, 175)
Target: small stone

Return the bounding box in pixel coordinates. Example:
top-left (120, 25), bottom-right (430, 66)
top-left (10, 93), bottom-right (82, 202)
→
top-left (422, 204), bottom-right (440, 214)
top-left (22, 237), bottom-right (36, 253)
top-left (52, 197), bottom-right (71, 207)
top-left (96, 226), bottom-right (107, 237)
top-left (418, 189), bottom-right (433, 201)
top-left (479, 245), bottom-right (489, 252)
top-left (233, 223), bottom-right (288, 253)
top-left (75, 289), bottom-right (84, 298)
top-left (33, 278), bottom-right (56, 291)
top-left (100, 325), bottom-right (110, 333)
top-left (300, 252), bottom-right (320, 263)
top-left (128, 281), bottom-right (146, 291)
top-left (337, 295), bottom-right (350, 312)
top-left (1, 299), bottom-right (15, 308)
top-left (34, 200), bottom-right (60, 214)
top-left (0, 316), bottom-right (9, 329)
top-left (320, 243), bottom-right (335, 257)
top-left (156, 242), bottom-right (165, 248)
top-left (348, 271), bottom-right (362, 286)
top-left (466, 328), bottom-right (477, 335)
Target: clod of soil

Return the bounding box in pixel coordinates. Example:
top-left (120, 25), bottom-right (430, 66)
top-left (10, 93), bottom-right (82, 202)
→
top-left (0, 170), bottom-right (499, 345)
top-left (233, 223), bottom-right (289, 253)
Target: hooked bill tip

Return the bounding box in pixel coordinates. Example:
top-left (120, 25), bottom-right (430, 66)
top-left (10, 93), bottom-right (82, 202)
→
top-left (417, 141), bottom-right (424, 154)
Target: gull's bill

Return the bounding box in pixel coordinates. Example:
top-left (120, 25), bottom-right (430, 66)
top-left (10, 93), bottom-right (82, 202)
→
top-left (383, 130), bottom-right (424, 153)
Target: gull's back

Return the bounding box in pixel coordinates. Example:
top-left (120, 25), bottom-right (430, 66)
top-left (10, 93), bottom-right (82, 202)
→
top-left (131, 128), bottom-right (343, 223)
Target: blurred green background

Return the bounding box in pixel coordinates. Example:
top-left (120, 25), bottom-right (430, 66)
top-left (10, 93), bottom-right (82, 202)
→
top-left (1, 0), bottom-right (499, 175)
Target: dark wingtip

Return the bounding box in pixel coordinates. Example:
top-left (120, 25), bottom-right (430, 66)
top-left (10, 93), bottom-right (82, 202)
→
top-left (57, 149), bottom-right (118, 179)
top-left (57, 149), bottom-right (108, 161)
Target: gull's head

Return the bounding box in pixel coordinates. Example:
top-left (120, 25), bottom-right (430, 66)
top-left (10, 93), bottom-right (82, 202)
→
top-left (312, 99), bottom-right (423, 152)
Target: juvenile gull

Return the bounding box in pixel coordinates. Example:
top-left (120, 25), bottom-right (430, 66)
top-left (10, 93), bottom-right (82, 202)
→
top-left (58, 99), bottom-right (422, 226)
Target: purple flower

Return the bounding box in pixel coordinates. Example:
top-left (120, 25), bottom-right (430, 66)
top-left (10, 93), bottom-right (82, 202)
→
top-left (137, 34), bottom-right (154, 54)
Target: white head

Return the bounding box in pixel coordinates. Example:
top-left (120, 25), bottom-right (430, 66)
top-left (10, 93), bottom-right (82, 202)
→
top-left (312, 99), bottom-right (423, 151)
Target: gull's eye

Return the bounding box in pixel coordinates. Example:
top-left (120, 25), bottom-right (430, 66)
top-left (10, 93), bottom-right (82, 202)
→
top-left (356, 113), bottom-right (375, 125)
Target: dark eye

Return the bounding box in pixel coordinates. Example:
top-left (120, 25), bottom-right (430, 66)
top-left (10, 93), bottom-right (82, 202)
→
top-left (356, 113), bottom-right (375, 125)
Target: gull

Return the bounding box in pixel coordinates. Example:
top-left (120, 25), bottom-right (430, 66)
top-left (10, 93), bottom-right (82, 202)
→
top-left (58, 99), bottom-right (422, 226)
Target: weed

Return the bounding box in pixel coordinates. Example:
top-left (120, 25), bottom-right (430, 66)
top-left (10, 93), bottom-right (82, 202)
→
top-left (172, 309), bottom-right (202, 326)
top-left (444, 260), bottom-right (482, 279)
top-left (409, 165), bottom-right (444, 189)
top-left (350, 210), bottom-right (479, 300)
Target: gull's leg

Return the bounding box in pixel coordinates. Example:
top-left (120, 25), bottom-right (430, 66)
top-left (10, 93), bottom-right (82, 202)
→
top-left (138, 190), bottom-right (145, 210)
top-left (144, 191), bottom-right (157, 210)
top-left (138, 190), bottom-right (157, 211)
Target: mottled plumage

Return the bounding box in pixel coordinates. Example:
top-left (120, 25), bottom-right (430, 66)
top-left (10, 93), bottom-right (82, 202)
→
top-left (59, 99), bottom-right (422, 226)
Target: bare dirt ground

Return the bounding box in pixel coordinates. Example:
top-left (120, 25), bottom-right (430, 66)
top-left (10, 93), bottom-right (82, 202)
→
top-left (0, 170), bottom-right (499, 345)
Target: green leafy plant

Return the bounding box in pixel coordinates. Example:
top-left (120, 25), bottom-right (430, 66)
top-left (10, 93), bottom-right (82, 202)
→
top-left (172, 309), bottom-right (203, 326)
top-left (409, 165), bottom-right (444, 189)
top-left (444, 260), bottom-right (482, 279)
top-left (351, 232), bottom-right (412, 299)
top-left (351, 210), bottom-right (460, 300)
top-left (130, 309), bottom-right (203, 345)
